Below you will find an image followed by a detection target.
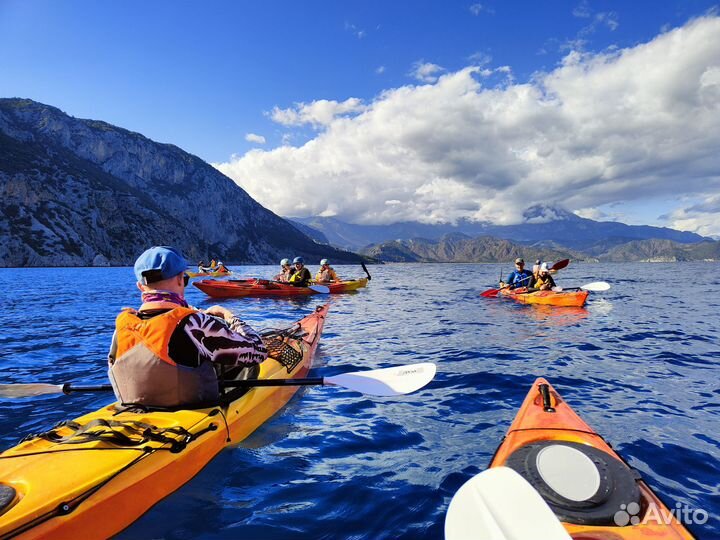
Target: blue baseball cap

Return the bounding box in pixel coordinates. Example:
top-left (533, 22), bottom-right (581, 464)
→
top-left (134, 246), bottom-right (188, 283)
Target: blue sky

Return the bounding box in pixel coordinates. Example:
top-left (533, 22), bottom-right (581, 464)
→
top-left (2, 1), bottom-right (720, 236)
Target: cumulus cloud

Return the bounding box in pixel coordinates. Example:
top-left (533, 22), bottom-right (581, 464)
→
top-left (269, 98), bottom-right (366, 128)
top-left (245, 133), bottom-right (266, 144)
top-left (664, 194), bottom-right (720, 237)
top-left (409, 61), bottom-right (445, 83)
top-left (215, 17), bottom-right (720, 235)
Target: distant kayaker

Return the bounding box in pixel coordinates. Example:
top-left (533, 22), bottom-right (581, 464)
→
top-left (274, 258), bottom-right (294, 282)
top-left (533, 263), bottom-right (557, 291)
top-left (315, 259), bottom-right (340, 283)
top-left (500, 258), bottom-right (533, 290)
top-left (209, 258), bottom-right (217, 270)
top-left (216, 261), bottom-right (229, 273)
top-left (107, 246), bottom-right (268, 408)
top-left (288, 256), bottom-right (312, 287)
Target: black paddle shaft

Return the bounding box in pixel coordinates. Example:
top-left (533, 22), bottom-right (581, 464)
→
top-left (62, 383), bottom-right (114, 394)
top-left (222, 377), bottom-right (325, 388)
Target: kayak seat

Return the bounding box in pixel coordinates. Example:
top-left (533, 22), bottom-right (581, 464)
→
top-left (0, 484), bottom-right (18, 516)
top-left (505, 441), bottom-right (641, 526)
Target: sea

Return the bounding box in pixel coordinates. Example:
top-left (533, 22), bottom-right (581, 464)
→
top-left (0, 262), bottom-right (718, 539)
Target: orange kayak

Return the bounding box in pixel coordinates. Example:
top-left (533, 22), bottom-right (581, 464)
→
top-left (500, 287), bottom-right (589, 307)
top-left (489, 378), bottom-right (694, 538)
top-left (194, 279), bottom-right (318, 297)
top-left (0, 305), bottom-right (329, 539)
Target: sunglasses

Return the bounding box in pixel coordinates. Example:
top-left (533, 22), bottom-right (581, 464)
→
top-left (183, 274), bottom-right (189, 286)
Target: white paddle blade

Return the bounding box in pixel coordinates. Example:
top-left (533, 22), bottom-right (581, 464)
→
top-left (309, 285), bottom-right (330, 294)
top-left (445, 467), bottom-right (571, 540)
top-left (0, 383), bottom-right (65, 398)
top-left (581, 281), bottom-right (610, 292)
top-left (325, 362), bottom-right (436, 396)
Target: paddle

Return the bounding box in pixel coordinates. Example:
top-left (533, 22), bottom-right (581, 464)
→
top-left (0, 363), bottom-right (436, 399)
top-left (360, 261), bottom-right (372, 281)
top-left (552, 281), bottom-right (610, 292)
top-left (480, 258), bottom-right (571, 298)
top-left (445, 467), bottom-right (572, 540)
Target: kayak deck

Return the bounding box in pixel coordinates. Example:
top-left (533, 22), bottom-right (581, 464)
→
top-left (489, 378), bottom-right (693, 539)
top-left (317, 278), bottom-right (368, 293)
top-left (500, 287), bottom-right (589, 307)
top-left (0, 305), bottom-right (329, 540)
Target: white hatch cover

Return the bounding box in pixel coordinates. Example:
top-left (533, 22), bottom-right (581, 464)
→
top-left (536, 444), bottom-right (601, 502)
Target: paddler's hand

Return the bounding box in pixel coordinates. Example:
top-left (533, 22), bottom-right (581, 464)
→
top-left (204, 305), bottom-right (235, 322)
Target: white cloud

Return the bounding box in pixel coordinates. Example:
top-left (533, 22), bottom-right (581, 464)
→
top-left (470, 3), bottom-right (494, 16)
top-left (215, 17), bottom-right (720, 235)
top-left (269, 98), bottom-right (366, 128)
top-left (664, 194), bottom-right (720, 236)
top-left (409, 61), bottom-right (445, 83)
top-left (376, 65), bottom-right (386, 75)
top-left (245, 133), bottom-right (266, 144)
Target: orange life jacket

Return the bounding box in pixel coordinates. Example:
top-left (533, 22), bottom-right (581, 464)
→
top-left (108, 307), bottom-right (219, 408)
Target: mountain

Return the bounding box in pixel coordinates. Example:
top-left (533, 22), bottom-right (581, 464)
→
top-left (291, 205), bottom-right (708, 252)
top-left (0, 98), bottom-right (361, 267)
top-left (362, 233), bottom-right (583, 263)
top-left (600, 239), bottom-right (720, 262)
top-left (362, 233), bottom-right (719, 263)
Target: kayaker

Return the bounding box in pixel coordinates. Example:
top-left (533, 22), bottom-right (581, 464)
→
top-left (216, 261), bottom-right (229, 273)
top-left (500, 258), bottom-right (533, 290)
top-left (315, 259), bottom-right (340, 283)
top-left (532, 259), bottom-right (542, 280)
top-left (107, 246), bottom-right (268, 408)
top-left (273, 258), bottom-right (294, 282)
top-left (533, 263), bottom-right (557, 290)
top-left (209, 258), bottom-right (217, 270)
top-left (288, 256), bottom-right (312, 287)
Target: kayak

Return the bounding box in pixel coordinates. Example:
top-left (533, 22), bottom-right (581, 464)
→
top-left (313, 278), bottom-right (368, 293)
top-left (499, 287), bottom-right (589, 307)
top-left (186, 270), bottom-right (231, 278)
top-left (0, 305), bottom-right (329, 539)
top-left (194, 279), bottom-right (320, 297)
top-left (487, 378), bottom-right (693, 538)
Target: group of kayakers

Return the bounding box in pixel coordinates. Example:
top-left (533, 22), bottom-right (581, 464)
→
top-left (500, 257), bottom-right (556, 291)
top-left (273, 257), bottom-right (340, 287)
top-left (197, 258), bottom-right (229, 273)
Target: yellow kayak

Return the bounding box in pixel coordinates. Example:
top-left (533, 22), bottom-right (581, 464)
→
top-left (186, 270), bottom-right (231, 278)
top-left (0, 305), bottom-right (329, 540)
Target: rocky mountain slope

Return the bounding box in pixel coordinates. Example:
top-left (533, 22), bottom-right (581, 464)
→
top-left (0, 98), bottom-right (359, 266)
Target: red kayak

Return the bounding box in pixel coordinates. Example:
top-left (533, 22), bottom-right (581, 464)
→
top-left (194, 279), bottom-right (319, 298)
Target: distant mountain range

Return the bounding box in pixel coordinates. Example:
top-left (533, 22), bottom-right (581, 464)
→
top-left (0, 98), bottom-right (360, 267)
top-left (290, 207), bottom-right (718, 263)
top-left (361, 234), bottom-right (720, 263)
top-left (291, 208), bottom-right (707, 252)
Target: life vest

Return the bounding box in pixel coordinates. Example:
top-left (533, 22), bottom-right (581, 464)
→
top-left (108, 306), bottom-right (219, 408)
top-left (315, 267), bottom-right (337, 282)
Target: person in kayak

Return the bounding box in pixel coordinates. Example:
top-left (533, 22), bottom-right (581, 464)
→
top-left (107, 246), bottom-right (268, 408)
top-left (273, 258), bottom-right (294, 282)
top-left (288, 256), bottom-right (312, 287)
top-left (533, 263), bottom-right (557, 290)
top-left (315, 259), bottom-right (340, 283)
top-left (500, 258), bottom-right (533, 290)
top-left (216, 261), bottom-right (229, 273)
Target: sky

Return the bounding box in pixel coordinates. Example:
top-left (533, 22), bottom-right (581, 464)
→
top-left (1, 1), bottom-right (720, 237)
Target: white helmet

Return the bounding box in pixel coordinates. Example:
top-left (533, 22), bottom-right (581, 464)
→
top-left (320, 259), bottom-right (328, 265)
top-left (280, 258), bottom-right (290, 266)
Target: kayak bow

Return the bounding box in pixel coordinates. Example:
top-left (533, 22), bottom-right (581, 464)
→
top-left (486, 378), bottom-right (693, 539)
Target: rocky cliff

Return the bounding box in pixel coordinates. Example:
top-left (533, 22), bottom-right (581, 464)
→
top-left (0, 98), bottom-right (359, 266)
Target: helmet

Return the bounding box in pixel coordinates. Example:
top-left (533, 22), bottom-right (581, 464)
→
top-left (320, 259), bottom-right (328, 265)
top-left (540, 263), bottom-right (549, 273)
top-left (293, 256), bottom-right (304, 264)
top-left (280, 258), bottom-right (290, 266)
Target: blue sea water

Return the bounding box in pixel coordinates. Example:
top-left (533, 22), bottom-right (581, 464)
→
top-left (0, 262), bottom-right (718, 539)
